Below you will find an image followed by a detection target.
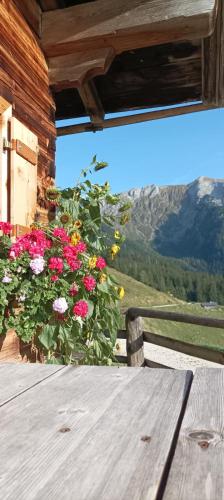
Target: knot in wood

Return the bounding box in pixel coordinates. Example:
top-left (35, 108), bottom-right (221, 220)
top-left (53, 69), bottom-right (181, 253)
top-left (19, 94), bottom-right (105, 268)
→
top-left (187, 430), bottom-right (221, 447)
top-left (59, 427), bottom-right (71, 433)
top-left (198, 440), bottom-right (209, 449)
top-left (141, 435), bottom-right (151, 443)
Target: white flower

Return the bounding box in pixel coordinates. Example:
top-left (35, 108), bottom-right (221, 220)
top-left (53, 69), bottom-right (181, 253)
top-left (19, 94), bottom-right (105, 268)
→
top-left (53, 298), bottom-right (68, 314)
top-left (19, 294), bottom-right (26, 302)
top-left (2, 276), bottom-right (12, 283)
top-left (30, 257), bottom-right (45, 275)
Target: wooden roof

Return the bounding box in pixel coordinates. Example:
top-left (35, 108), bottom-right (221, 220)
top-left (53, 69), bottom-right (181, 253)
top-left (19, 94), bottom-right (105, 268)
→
top-left (34, 0), bottom-right (224, 134)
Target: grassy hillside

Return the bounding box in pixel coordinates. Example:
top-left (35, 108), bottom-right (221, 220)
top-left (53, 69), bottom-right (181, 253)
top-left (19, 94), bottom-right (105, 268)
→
top-left (111, 268), bottom-right (224, 351)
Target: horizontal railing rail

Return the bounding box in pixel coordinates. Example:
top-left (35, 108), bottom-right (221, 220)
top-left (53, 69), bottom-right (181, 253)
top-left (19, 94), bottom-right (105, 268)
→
top-left (115, 308), bottom-right (224, 367)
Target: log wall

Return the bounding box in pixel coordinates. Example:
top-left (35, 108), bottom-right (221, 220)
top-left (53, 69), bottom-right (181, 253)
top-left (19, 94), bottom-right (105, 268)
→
top-left (0, 0), bottom-right (56, 220)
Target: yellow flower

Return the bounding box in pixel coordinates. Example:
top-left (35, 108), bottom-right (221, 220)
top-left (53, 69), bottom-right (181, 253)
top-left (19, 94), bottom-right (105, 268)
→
top-left (118, 286), bottom-right (125, 300)
top-left (99, 273), bottom-right (107, 284)
top-left (111, 244), bottom-right (120, 260)
top-left (71, 232), bottom-right (81, 246)
top-left (88, 256), bottom-right (97, 269)
top-left (74, 219), bottom-right (82, 229)
top-left (114, 230), bottom-right (121, 240)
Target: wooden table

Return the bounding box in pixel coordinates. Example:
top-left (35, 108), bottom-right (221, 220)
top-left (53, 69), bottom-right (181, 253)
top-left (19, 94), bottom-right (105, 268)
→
top-left (0, 364), bottom-right (223, 499)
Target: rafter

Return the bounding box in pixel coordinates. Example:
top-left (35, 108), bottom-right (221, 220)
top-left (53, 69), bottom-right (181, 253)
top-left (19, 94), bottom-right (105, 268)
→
top-left (202, 0), bottom-right (224, 106)
top-left (42, 0), bottom-right (218, 58)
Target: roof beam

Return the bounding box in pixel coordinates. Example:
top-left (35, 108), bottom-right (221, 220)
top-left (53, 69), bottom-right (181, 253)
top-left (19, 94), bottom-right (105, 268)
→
top-left (42, 0), bottom-right (218, 57)
top-left (48, 47), bottom-right (115, 89)
top-left (78, 80), bottom-right (104, 125)
top-left (39, 1), bottom-right (65, 11)
top-left (202, 0), bottom-right (224, 106)
top-left (56, 103), bottom-right (213, 136)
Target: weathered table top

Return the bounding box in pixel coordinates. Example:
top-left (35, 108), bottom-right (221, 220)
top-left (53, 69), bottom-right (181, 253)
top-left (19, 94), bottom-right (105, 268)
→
top-left (0, 364), bottom-right (223, 500)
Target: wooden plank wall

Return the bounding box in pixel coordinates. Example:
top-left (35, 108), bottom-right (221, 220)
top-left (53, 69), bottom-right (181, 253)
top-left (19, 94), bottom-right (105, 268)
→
top-left (0, 0), bottom-right (56, 221)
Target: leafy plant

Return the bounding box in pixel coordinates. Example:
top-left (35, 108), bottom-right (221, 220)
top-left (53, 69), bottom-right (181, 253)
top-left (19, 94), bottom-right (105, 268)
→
top-left (0, 158), bottom-right (129, 365)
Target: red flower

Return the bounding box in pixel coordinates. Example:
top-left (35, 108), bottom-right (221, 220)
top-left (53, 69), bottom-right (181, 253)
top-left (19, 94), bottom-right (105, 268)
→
top-left (73, 300), bottom-right (88, 318)
top-left (83, 275), bottom-right (96, 292)
top-left (96, 257), bottom-right (106, 270)
top-left (52, 228), bottom-right (70, 243)
top-left (74, 241), bottom-right (87, 254)
top-left (67, 258), bottom-right (82, 271)
top-left (48, 257), bottom-right (64, 274)
top-left (50, 274), bottom-right (59, 282)
top-left (0, 222), bottom-right (13, 235)
top-left (9, 229), bottom-right (51, 259)
top-left (69, 283), bottom-right (79, 296)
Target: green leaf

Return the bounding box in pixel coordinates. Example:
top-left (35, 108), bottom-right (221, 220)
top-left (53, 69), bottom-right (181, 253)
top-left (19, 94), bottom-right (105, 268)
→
top-left (97, 283), bottom-right (109, 294)
top-left (39, 325), bottom-right (56, 350)
top-left (91, 154), bottom-right (97, 165)
top-left (94, 161), bottom-right (108, 172)
top-left (86, 300), bottom-right (94, 318)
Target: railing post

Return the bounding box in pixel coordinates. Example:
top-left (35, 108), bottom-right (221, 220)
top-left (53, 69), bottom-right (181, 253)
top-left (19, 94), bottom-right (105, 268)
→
top-left (126, 311), bottom-right (144, 367)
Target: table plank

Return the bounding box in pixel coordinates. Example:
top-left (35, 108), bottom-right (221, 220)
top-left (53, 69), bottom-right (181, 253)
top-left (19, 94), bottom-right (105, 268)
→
top-left (0, 363), bottom-right (65, 407)
top-left (0, 366), bottom-right (192, 500)
top-left (163, 368), bottom-right (224, 500)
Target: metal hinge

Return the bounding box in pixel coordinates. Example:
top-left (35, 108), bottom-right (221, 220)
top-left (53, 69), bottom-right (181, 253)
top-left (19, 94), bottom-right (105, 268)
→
top-left (2, 138), bottom-right (12, 151)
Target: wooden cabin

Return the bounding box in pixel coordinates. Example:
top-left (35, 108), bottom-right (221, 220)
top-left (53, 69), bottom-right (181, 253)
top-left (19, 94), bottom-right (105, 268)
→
top-left (0, 0), bottom-right (224, 230)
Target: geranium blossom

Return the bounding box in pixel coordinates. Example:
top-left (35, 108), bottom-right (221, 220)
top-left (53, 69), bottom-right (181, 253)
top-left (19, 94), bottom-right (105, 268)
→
top-left (52, 227), bottom-right (70, 242)
top-left (48, 257), bottom-right (64, 274)
top-left (30, 257), bottom-right (45, 275)
top-left (96, 257), bottom-right (106, 270)
top-left (53, 298), bottom-right (68, 314)
top-left (83, 275), bottom-right (96, 292)
top-left (0, 222), bottom-right (13, 235)
top-left (69, 282), bottom-right (79, 296)
top-left (73, 300), bottom-right (88, 318)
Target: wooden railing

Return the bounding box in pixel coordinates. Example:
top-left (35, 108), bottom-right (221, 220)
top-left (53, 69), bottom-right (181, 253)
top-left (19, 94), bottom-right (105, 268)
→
top-left (115, 308), bottom-right (224, 367)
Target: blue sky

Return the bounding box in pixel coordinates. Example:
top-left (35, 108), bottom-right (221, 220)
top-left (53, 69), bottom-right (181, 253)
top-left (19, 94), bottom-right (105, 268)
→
top-left (56, 108), bottom-right (224, 194)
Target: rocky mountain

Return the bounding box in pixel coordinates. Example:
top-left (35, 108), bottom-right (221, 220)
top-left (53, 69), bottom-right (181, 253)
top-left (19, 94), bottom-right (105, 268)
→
top-left (118, 177), bottom-right (224, 273)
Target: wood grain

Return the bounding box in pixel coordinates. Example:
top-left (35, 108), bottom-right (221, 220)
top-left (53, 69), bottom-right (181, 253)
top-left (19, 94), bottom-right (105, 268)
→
top-left (202, 0), bottom-right (224, 106)
top-left (13, 0), bottom-right (42, 37)
top-left (49, 47), bottom-right (115, 89)
top-left (10, 117), bottom-right (38, 226)
top-left (42, 0), bottom-right (217, 57)
top-left (0, 0), bottom-right (56, 220)
top-left (143, 331), bottom-right (224, 365)
top-left (0, 363), bottom-right (65, 407)
top-left (126, 315), bottom-right (144, 367)
top-left (0, 366), bottom-right (192, 499)
top-left (78, 80), bottom-right (105, 125)
top-left (57, 103), bottom-right (212, 135)
top-left (163, 368), bottom-right (224, 500)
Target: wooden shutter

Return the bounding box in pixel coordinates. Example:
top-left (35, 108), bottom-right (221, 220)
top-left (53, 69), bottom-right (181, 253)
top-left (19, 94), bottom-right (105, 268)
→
top-left (0, 104), bottom-right (12, 222)
top-left (10, 117), bottom-right (38, 227)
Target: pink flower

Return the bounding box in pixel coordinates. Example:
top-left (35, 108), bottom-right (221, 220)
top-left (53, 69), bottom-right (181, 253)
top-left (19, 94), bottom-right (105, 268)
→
top-left (48, 257), bottom-right (64, 274)
top-left (83, 275), bottom-right (96, 292)
top-left (96, 257), bottom-right (106, 270)
top-left (2, 276), bottom-right (12, 283)
top-left (9, 229), bottom-right (51, 259)
top-left (53, 298), bottom-right (68, 314)
top-left (0, 222), bottom-right (13, 235)
top-left (74, 241), bottom-right (87, 254)
top-left (67, 258), bottom-right (82, 271)
top-left (69, 283), bottom-right (79, 296)
top-left (30, 257), bottom-right (45, 275)
top-left (73, 300), bottom-right (88, 318)
top-left (52, 228), bottom-right (70, 242)
top-left (51, 274), bottom-right (59, 282)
